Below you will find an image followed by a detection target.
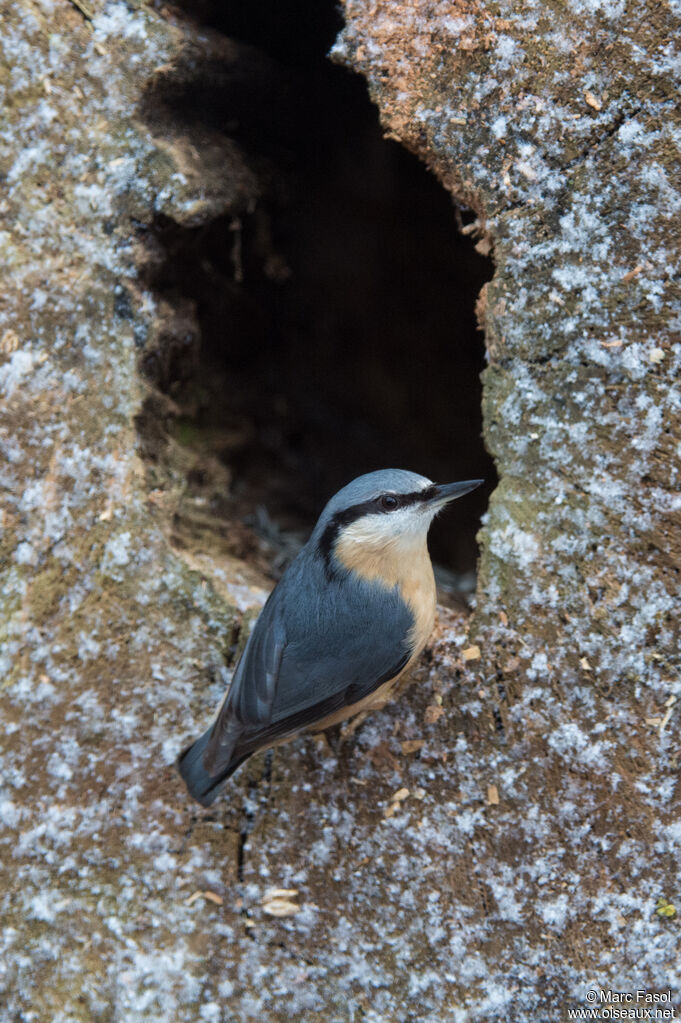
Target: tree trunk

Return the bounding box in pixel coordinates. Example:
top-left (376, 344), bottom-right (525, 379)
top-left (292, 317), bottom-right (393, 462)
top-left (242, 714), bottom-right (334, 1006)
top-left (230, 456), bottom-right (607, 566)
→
top-left (1, 0), bottom-right (679, 1019)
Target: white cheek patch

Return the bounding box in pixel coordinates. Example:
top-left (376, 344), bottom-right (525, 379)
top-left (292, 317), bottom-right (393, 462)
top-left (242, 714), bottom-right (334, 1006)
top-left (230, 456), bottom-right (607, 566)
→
top-left (344, 505), bottom-right (436, 548)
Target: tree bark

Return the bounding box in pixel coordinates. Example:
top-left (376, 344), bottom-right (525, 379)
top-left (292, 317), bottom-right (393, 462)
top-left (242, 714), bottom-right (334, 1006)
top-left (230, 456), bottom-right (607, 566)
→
top-left (1, 0), bottom-right (679, 1019)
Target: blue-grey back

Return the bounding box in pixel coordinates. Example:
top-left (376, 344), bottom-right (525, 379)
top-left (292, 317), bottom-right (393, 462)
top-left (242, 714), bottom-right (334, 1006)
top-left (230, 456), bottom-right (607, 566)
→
top-left (228, 538), bottom-right (414, 726)
top-left (270, 544), bottom-right (413, 719)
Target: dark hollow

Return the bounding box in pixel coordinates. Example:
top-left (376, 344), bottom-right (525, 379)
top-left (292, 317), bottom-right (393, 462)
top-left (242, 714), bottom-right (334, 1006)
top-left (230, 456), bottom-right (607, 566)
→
top-left (142, 0), bottom-right (496, 585)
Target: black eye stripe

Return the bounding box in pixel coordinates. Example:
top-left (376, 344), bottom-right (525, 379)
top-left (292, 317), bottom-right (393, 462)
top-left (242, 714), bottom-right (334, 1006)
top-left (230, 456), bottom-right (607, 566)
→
top-left (317, 485), bottom-right (437, 572)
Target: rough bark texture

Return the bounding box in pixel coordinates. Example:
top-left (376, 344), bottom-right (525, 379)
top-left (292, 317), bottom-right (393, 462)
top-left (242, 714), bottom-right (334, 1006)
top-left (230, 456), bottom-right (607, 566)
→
top-left (1, 1), bottom-right (679, 1021)
top-left (335, 0), bottom-right (681, 677)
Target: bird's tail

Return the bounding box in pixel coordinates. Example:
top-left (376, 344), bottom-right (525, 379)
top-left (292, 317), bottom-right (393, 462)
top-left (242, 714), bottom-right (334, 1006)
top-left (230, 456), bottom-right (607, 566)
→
top-left (177, 727), bottom-right (250, 807)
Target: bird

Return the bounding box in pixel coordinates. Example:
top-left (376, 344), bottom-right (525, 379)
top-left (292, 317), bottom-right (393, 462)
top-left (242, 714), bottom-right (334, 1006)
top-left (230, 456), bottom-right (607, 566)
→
top-left (178, 468), bottom-right (483, 805)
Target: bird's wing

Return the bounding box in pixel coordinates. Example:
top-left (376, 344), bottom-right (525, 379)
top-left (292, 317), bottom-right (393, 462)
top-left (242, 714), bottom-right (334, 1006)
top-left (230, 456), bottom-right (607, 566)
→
top-left (203, 588), bottom-right (287, 775)
top-left (203, 569), bottom-right (413, 775)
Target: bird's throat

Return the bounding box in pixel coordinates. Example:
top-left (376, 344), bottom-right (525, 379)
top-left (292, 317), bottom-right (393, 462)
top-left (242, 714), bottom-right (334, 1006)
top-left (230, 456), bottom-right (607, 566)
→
top-left (334, 527), bottom-right (437, 657)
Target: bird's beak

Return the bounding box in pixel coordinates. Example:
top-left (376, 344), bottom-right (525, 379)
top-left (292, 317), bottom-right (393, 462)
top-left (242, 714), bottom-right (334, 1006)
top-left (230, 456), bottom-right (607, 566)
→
top-left (426, 479), bottom-right (484, 506)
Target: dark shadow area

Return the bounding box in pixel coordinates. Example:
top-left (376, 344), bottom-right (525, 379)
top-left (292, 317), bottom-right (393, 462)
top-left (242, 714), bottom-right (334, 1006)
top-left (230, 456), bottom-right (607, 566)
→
top-left (140, 0), bottom-right (495, 590)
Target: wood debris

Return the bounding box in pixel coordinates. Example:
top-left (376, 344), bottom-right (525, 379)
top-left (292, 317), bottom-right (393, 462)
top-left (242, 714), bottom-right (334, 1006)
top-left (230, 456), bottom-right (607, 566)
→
top-left (185, 890), bottom-right (223, 906)
top-left (262, 900), bottom-right (299, 916)
top-left (0, 330), bottom-right (20, 355)
top-left (462, 645), bottom-right (481, 661)
top-left (261, 888), bottom-right (300, 917)
top-left (424, 703), bottom-right (444, 725)
top-left (68, 0), bottom-right (94, 20)
top-left (383, 787), bottom-right (410, 818)
top-left (647, 695), bottom-right (677, 734)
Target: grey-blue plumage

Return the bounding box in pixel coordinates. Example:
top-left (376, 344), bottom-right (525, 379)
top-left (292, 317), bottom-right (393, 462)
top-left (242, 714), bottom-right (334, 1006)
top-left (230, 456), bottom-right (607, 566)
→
top-left (177, 469), bottom-right (482, 805)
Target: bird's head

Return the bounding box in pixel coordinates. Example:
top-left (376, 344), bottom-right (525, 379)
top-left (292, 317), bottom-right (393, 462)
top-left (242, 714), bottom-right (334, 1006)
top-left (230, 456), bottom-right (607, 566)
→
top-left (313, 469), bottom-right (483, 573)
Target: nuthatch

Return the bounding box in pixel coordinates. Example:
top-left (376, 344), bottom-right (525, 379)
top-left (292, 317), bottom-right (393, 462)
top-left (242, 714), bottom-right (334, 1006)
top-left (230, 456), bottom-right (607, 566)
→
top-left (178, 469), bottom-right (483, 805)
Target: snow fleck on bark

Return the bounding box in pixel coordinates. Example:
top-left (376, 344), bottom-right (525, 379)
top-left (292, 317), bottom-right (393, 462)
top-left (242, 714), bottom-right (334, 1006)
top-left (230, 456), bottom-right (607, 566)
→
top-left (1, 0), bottom-right (679, 1020)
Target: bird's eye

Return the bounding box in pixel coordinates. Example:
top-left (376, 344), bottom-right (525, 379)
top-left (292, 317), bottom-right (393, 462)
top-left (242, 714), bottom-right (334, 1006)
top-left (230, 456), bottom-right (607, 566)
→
top-left (380, 494), bottom-right (398, 510)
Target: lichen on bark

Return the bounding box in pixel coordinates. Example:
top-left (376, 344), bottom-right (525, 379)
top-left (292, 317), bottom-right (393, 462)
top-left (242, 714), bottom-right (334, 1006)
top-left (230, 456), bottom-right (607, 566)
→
top-left (1, 0), bottom-right (680, 1020)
